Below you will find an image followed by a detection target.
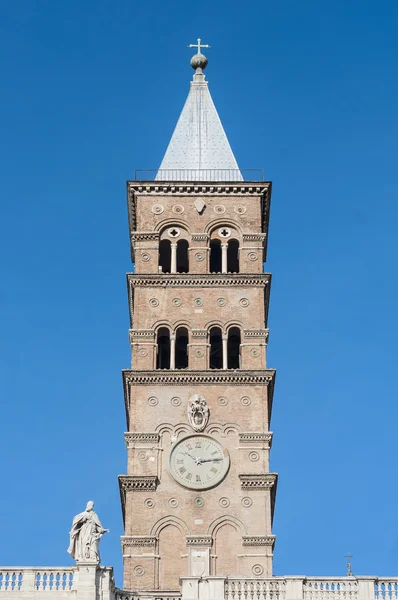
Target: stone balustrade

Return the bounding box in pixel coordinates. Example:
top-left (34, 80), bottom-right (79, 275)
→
top-left (0, 568), bottom-right (75, 594)
top-left (0, 569), bottom-right (397, 600)
top-left (0, 565), bottom-right (113, 600)
top-left (182, 576), bottom-right (398, 600)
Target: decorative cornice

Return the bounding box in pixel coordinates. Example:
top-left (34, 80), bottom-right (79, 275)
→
top-left (127, 273), bottom-right (271, 288)
top-left (128, 182), bottom-right (270, 195)
top-left (186, 536), bottom-right (213, 547)
top-left (242, 535), bottom-right (276, 547)
top-left (239, 432), bottom-right (273, 446)
top-left (239, 473), bottom-right (277, 489)
top-left (124, 369), bottom-right (274, 386)
top-left (121, 536), bottom-right (157, 547)
top-left (124, 432), bottom-right (160, 445)
top-left (122, 370), bottom-right (276, 430)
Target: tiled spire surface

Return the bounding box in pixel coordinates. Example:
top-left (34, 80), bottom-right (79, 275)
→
top-left (156, 55), bottom-right (242, 181)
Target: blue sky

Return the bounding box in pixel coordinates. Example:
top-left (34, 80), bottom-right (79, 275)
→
top-left (1, 0), bottom-right (398, 585)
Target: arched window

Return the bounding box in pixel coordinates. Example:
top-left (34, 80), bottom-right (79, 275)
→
top-left (156, 327), bottom-right (170, 369)
top-left (227, 327), bottom-right (241, 369)
top-left (210, 239), bottom-right (222, 273)
top-left (159, 240), bottom-right (171, 273)
top-left (227, 239), bottom-right (239, 273)
top-left (177, 240), bottom-right (189, 273)
top-left (175, 327), bottom-right (189, 369)
top-left (209, 327), bottom-right (223, 369)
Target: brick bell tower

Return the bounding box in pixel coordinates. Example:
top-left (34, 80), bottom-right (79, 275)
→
top-left (119, 42), bottom-right (276, 592)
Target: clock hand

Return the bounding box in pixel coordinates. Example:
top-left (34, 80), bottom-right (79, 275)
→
top-left (197, 457), bottom-right (223, 464)
top-left (183, 452), bottom-right (197, 462)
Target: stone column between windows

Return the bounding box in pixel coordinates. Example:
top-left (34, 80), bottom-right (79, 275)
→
top-left (170, 242), bottom-right (178, 274)
top-left (170, 333), bottom-right (176, 369)
top-left (222, 333), bottom-right (228, 370)
top-left (221, 242), bottom-right (228, 274)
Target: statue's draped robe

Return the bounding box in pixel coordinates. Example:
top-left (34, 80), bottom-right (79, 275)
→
top-left (67, 510), bottom-right (105, 562)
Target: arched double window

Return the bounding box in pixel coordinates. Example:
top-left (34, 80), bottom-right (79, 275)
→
top-left (159, 229), bottom-right (189, 274)
top-left (209, 326), bottom-right (241, 369)
top-left (156, 326), bottom-right (189, 369)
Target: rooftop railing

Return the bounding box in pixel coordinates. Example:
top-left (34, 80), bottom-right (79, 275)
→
top-left (133, 169), bottom-right (264, 181)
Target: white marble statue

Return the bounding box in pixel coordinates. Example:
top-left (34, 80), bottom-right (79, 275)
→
top-left (67, 501), bottom-right (109, 563)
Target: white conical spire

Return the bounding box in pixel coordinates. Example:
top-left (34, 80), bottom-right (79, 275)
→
top-left (156, 41), bottom-right (242, 181)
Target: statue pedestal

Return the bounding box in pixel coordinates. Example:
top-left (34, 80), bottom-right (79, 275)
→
top-left (76, 562), bottom-right (98, 600)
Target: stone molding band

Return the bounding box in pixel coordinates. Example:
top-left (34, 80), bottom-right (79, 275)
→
top-left (242, 535), bottom-right (276, 547)
top-left (124, 432), bottom-right (160, 445)
top-left (239, 433), bottom-right (273, 446)
top-left (121, 534), bottom-right (274, 549)
top-left (239, 473), bottom-right (277, 489)
top-left (127, 273), bottom-right (271, 287)
top-left (186, 536), bottom-right (213, 546)
top-left (130, 232), bottom-right (160, 242)
top-left (121, 536), bottom-right (157, 547)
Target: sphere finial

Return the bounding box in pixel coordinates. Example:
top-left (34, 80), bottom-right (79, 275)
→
top-left (190, 53), bottom-right (208, 71)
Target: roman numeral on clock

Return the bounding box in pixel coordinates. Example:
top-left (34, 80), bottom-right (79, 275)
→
top-left (210, 467), bottom-right (218, 474)
top-left (179, 467), bottom-right (186, 474)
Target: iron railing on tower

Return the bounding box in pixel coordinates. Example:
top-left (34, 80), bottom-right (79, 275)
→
top-left (134, 169), bottom-right (264, 181)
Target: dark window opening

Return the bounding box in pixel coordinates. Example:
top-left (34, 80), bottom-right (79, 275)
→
top-left (227, 239), bottom-right (239, 273)
top-left (156, 327), bottom-right (170, 369)
top-left (159, 240), bottom-right (171, 273)
top-left (175, 327), bottom-right (189, 369)
top-left (227, 327), bottom-right (241, 369)
top-left (209, 327), bottom-right (223, 369)
top-left (210, 239), bottom-right (222, 273)
top-left (177, 240), bottom-right (189, 273)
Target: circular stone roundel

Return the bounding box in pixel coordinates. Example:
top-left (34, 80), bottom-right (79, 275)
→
top-left (133, 565), bottom-right (145, 577)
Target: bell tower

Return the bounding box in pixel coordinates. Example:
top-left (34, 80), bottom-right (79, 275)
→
top-left (119, 43), bottom-right (276, 593)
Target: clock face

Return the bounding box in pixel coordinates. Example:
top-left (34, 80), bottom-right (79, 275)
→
top-left (168, 434), bottom-right (230, 490)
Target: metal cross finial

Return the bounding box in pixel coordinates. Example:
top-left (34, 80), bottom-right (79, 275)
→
top-left (345, 554), bottom-right (353, 576)
top-left (188, 38), bottom-right (211, 55)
